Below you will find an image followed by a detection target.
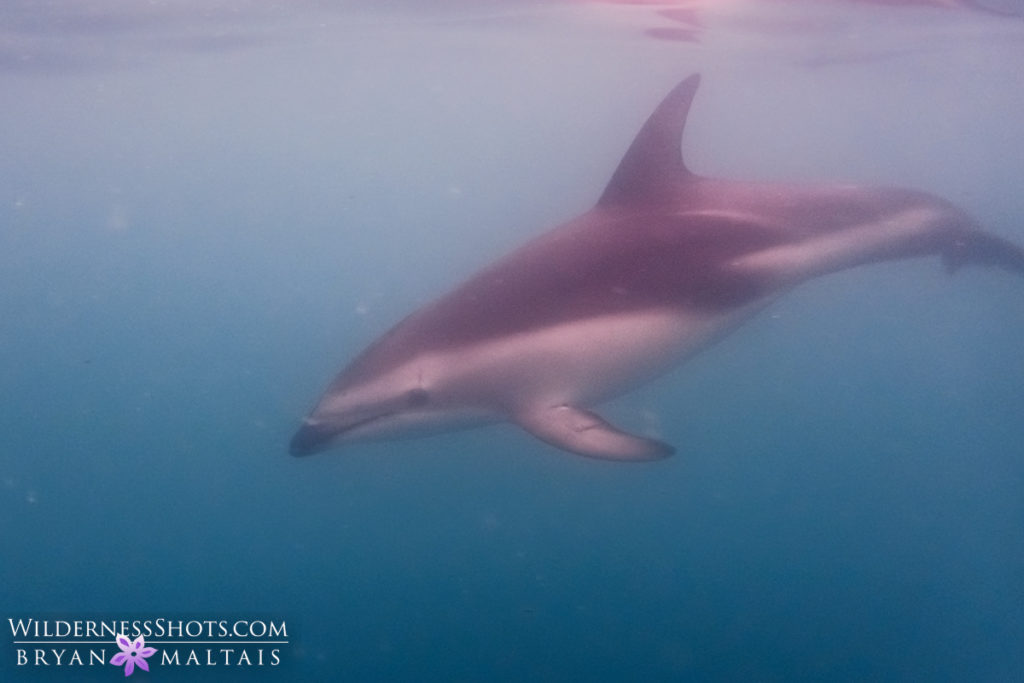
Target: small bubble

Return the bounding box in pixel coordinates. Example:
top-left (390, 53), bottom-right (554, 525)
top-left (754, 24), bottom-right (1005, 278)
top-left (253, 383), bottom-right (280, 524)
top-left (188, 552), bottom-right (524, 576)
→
top-left (106, 205), bottom-right (131, 232)
top-left (479, 512), bottom-right (500, 532)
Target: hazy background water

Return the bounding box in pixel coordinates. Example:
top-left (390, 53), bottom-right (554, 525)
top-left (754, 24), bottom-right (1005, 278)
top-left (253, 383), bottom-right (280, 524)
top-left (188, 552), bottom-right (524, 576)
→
top-left (2, 1), bottom-right (1023, 680)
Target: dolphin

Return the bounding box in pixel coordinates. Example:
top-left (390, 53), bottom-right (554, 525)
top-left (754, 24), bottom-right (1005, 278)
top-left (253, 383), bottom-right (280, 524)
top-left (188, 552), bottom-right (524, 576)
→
top-left (290, 74), bottom-right (1024, 461)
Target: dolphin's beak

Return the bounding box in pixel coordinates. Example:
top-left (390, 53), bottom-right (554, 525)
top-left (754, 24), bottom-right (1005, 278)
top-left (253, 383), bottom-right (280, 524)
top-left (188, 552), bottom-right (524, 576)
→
top-left (289, 410), bottom-right (396, 456)
top-left (289, 421), bottom-right (335, 457)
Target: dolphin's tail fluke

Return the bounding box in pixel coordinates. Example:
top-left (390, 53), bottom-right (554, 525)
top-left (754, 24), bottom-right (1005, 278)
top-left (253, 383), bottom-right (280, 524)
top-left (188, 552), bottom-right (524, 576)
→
top-left (944, 229), bottom-right (1024, 276)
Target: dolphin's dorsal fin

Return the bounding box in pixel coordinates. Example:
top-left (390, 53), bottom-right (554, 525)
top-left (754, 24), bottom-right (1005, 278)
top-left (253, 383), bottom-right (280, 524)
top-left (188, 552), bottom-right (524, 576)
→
top-left (598, 74), bottom-right (701, 207)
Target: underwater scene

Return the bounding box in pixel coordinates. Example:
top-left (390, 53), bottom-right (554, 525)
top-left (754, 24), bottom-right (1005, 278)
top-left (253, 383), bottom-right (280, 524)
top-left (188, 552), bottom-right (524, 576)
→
top-left (2, 0), bottom-right (1024, 680)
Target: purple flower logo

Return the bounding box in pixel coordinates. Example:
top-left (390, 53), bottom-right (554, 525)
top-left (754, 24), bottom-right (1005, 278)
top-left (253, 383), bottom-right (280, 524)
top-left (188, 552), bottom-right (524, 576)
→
top-left (110, 634), bottom-right (156, 676)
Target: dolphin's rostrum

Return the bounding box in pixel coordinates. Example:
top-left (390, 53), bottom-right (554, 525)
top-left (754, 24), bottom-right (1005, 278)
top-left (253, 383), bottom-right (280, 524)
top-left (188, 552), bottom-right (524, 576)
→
top-left (291, 74), bottom-right (1024, 461)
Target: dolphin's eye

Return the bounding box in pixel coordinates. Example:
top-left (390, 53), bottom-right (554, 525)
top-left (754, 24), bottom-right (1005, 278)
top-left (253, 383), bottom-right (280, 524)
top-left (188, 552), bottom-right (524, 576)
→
top-left (406, 388), bottom-right (429, 407)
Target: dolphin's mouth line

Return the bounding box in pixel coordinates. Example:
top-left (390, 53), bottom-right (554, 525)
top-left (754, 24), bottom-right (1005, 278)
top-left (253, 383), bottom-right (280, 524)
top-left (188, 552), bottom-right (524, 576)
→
top-left (290, 411), bottom-right (396, 456)
top-left (336, 411), bottom-right (394, 436)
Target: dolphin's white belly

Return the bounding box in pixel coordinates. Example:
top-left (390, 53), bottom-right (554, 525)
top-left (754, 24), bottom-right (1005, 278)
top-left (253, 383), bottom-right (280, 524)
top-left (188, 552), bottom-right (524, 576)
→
top-left (421, 305), bottom-right (766, 414)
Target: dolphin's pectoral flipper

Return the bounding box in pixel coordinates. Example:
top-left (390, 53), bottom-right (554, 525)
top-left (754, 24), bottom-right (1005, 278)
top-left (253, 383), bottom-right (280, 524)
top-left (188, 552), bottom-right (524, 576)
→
top-left (515, 406), bottom-right (675, 461)
top-left (943, 229), bottom-right (1024, 276)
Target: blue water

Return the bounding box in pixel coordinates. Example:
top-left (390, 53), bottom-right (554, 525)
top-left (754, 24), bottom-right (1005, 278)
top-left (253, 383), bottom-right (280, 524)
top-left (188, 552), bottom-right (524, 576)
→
top-left (2, 1), bottom-right (1024, 680)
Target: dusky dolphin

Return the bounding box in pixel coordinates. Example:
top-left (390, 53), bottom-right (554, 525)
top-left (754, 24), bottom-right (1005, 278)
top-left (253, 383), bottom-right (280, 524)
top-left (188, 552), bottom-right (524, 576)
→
top-left (290, 74), bottom-right (1024, 461)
